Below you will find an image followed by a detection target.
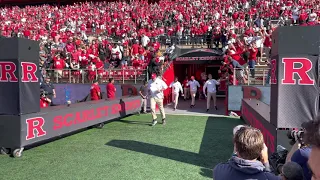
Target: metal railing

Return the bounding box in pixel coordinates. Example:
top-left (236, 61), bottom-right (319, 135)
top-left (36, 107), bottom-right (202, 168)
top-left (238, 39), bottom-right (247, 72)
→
top-left (44, 67), bottom-right (147, 84)
top-left (232, 68), bottom-right (270, 86)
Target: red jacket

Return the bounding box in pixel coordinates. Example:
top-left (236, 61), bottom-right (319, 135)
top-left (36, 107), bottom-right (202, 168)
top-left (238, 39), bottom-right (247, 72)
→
top-left (90, 84), bottom-right (101, 100)
top-left (106, 83), bottom-right (116, 99)
top-left (40, 98), bottom-right (49, 108)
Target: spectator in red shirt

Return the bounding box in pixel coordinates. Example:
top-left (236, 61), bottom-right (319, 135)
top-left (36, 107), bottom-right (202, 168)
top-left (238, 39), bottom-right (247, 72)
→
top-left (248, 44), bottom-right (258, 78)
top-left (90, 80), bottom-right (101, 101)
top-left (106, 78), bottom-right (116, 99)
top-left (95, 57), bottom-right (104, 78)
top-left (53, 54), bottom-right (65, 78)
top-left (40, 90), bottom-right (51, 108)
top-left (131, 40), bottom-right (140, 57)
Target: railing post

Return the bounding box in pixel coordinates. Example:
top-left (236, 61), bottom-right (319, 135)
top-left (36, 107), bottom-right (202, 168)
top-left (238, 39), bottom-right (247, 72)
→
top-left (56, 71), bottom-right (58, 83)
top-left (134, 69), bottom-right (137, 84)
top-left (82, 70), bottom-right (84, 84)
top-left (233, 68), bottom-right (236, 85)
top-left (260, 46), bottom-right (263, 64)
top-left (247, 68), bottom-right (250, 85)
top-left (69, 69), bottom-right (71, 83)
top-left (146, 66), bottom-right (149, 81)
top-left (122, 69), bottom-right (125, 84)
top-left (262, 69), bottom-right (265, 86)
top-left (95, 69), bottom-right (98, 80)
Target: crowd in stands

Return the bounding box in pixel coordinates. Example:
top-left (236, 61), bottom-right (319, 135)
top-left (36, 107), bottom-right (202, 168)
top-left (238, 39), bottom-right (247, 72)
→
top-left (0, 0), bottom-right (319, 83)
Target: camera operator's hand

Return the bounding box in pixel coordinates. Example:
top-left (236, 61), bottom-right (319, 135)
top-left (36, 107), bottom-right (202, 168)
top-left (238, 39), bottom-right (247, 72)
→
top-left (260, 143), bottom-right (269, 164)
top-left (285, 141), bottom-right (302, 163)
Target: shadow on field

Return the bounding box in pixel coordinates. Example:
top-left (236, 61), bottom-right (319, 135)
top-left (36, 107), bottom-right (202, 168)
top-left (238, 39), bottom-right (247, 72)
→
top-left (117, 119), bottom-right (151, 126)
top-left (106, 117), bottom-right (242, 178)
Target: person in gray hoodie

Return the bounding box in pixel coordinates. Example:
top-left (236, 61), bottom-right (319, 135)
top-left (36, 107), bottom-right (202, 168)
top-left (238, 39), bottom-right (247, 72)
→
top-left (213, 126), bottom-right (281, 180)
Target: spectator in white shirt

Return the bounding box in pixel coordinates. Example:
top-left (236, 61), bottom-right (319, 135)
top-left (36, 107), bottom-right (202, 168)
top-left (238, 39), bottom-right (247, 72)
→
top-left (253, 31), bottom-right (264, 64)
top-left (309, 9), bottom-right (318, 22)
top-left (169, 77), bottom-right (183, 111)
top-left (141, 34), bottom-right (150, 48)
top-left (187, 76), bottom-right (200, 108)
top-left (203, 74), bottom-right (220, 112)
top-left (148, 73), bottom-right (168, 126)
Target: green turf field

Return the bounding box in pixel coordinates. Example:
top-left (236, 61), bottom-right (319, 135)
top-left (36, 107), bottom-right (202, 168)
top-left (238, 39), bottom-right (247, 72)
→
top-left (0, 114), bottom-right (243, 180)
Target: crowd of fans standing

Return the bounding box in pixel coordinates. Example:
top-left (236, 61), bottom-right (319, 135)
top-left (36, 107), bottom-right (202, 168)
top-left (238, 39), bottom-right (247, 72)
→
top-left (0, 0), bottom-right (319, 83)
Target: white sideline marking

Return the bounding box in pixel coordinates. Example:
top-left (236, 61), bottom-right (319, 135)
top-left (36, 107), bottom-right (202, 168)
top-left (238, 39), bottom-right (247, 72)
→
top-left (155, 112), bottom-right (239, 118)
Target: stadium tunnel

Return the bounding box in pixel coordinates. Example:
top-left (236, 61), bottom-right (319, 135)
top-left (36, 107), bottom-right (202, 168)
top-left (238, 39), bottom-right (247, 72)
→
top-left (170, 47), bottom-right (225, 95)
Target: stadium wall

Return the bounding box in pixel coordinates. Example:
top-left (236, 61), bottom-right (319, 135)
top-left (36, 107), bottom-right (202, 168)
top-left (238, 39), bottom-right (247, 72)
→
top-left (53, 62), bottom-right (175, 106)
top-left (53, 84), bottom-right (141, 105)
top-left (227, 85), bottom-right (270, 114)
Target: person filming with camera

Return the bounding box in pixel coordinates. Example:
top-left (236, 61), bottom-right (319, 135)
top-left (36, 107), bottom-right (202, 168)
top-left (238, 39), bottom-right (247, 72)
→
top-left (284, 118), bottom-right (320, 180)
top-left (285, 129), bottom-right (312, 180)
top-left (40, 89), bottom-right (51, 108)
top-left (40, 76), bottom-right (56, 105)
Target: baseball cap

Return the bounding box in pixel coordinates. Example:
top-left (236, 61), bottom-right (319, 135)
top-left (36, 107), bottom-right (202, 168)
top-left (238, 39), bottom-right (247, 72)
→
top-left (151, 73), bottom-right (157, 79)
top-left (233, 125), bottom-right (245, 136)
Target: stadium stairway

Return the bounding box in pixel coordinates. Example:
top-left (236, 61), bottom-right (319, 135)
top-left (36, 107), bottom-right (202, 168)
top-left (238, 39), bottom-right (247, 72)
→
top-left (248, 52), bottom-right (269, 85)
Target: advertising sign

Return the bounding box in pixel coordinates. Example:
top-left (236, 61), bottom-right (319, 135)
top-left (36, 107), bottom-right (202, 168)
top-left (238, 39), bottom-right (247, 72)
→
top-left (270, 55), bottom-right (319, 128)
top-left (0, 96), bottom-right (142, 149)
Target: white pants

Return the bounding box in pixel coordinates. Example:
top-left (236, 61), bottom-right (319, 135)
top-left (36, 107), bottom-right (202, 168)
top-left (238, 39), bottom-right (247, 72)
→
top-left (206, 92), bottom-right (217, 109)
top-left (172, 93), bottom-right (179, 109)
top-left (190, 90), bottom-right (197, 105)
top-left (150, 97), bottom-right (165, 120)
top-left (141, 98), bottom-right (147, 112)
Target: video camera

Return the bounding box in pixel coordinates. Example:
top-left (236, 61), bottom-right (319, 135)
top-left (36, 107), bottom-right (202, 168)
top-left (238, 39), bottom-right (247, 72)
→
top-left (40, 89), bottom-right (48, 98)
top-left (287, 129), bottom-right (305, 145)
top-left (269, 129), bottom-right (306, 174)
top-left (269, 145), bottom-right (288, 175)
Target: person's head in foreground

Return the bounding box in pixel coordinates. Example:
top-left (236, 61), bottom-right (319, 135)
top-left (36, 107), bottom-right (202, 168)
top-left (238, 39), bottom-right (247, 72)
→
top-left (280, 162), bottom-right (305, 180)
top-left (208, 74), bottom-right (212, 80)
top-left (191, 76), bottom-right (195, 81)
top-left (213, 126), bottom-right (280, 180)
top-left (233, 126), bottom-right (264, 161)
top-left (93, 80), bottom-right (99, 85)
top-left (302, 118), bottom-right (320, 180)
